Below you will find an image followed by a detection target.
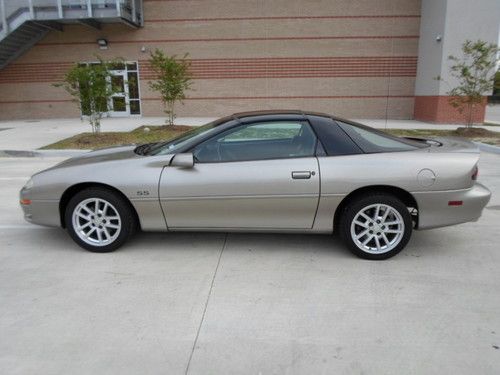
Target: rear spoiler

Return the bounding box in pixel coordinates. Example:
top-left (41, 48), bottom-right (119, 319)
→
top-left (404, 136), bottom-right (480, 154)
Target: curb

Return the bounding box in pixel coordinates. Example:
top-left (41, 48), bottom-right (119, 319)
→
top-left (0, 149), bottom-right (89, 158)
top-left (474, 142), bottom-right (500, 155)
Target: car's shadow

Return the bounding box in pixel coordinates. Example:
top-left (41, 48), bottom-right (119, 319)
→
top-left (25, 226), bottom-right (452, 259)
top-left (132, 230), bottom-right (349, 256)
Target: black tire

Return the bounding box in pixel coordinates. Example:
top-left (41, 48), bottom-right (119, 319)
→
top-left (339, 193), bottom-right (412, 260)
top-left (64, 187), bottom-right (137, 252)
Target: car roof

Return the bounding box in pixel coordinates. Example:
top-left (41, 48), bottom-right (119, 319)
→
top-left (232, 109), bottom-right (327, 119)
top-left (231, 109), bottom-right (354, 124)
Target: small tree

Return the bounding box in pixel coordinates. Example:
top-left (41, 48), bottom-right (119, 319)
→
top-left (443, 40), bottom-right (499, 127)
top-left (493, 70), bottom-right (500, 97)
top-left (55, 57), bottom-right (120, 134)
top-left (148, 49), bottom-right (193, 126)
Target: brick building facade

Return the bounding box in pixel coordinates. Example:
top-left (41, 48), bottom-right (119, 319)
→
top-left (0, 0), bottom-right (498, 123)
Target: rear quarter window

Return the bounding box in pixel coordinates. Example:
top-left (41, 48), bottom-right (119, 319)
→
top-left (336, 121), bottom-right (425, 153)
top-left (308, 115), bottom-right (363, 156)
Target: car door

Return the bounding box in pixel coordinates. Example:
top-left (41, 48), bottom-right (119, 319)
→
top-left (159, 120), bottom-right (320, 230)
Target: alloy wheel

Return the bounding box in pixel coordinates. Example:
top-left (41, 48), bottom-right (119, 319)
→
top-left (350, 203), bottom-right (405, 254)
top-left (71, 198), bottom-right (122, 247)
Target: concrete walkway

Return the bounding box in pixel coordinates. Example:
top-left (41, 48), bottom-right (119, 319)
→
top-left (0, 117), bottom-right (213, 151)
top-left (0, 108), bottom-right (499, 151)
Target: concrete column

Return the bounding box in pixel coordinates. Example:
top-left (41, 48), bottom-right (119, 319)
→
top-left (28, 0), bottom-right (34, 18)
top-left (116, 0), bottom-right (121, 17)
top-left (0, 0), bottom-right (7, 37)
top-left (414, 0), bottom-right (500, 124)
top-left (57, 0), bottom-right (63, 18)
top-left (86, 0), bottom-right (92, 17)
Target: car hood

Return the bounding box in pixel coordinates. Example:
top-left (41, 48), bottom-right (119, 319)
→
top-left (47, 145), bottom-right (139, 171)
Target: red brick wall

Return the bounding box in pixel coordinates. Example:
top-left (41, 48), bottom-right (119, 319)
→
top-left (414, 96), bottom-right (486, 124)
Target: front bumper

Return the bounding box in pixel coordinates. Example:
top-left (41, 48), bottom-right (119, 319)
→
top-left (414, 182), bottom-right (491, 230)
top-left (20, 199), bottom-right (60, 227)
top-left (20, 186), bottom-right (60, 227)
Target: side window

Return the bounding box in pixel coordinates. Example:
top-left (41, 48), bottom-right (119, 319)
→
top-left (223, 122), bottom-right (302, 141)
top-left (193, 121), bottom-right (317, 162)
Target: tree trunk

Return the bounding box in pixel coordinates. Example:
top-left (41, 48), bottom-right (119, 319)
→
top-left (95, 117), bottom-right (101, 134)
top-left (467, 103), bottom-right (474, 128)
top-left (166, 100), bottom-right (175, 126)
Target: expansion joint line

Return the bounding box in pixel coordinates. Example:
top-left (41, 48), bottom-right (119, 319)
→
top-left (184, 233), bottom-right (228, 375)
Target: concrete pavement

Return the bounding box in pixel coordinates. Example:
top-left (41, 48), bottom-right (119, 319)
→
top-left (0, 152), bottom-right (500, 374)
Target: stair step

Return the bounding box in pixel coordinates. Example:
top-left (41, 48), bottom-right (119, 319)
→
top-left (0, 48), bottom-right (12, 54)
top-left (4, 35), bottom-right (40, 44)
top-left (22, 24), bottom-right (47, 33)
top-left (8, 27), bottom-right (43, 38)
top-left (2, 35), bottom-right (41, 46)
top-left (1, 38), bottom-right (34, 48)
top-left (3, 35), bottom-right (38, 44)
top-left (5, 28), bottom-right (41, 38)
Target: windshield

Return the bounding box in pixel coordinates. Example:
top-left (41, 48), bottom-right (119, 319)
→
top-left (146, 119), bottom-right (225, 155)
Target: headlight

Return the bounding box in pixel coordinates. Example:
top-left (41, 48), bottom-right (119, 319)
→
top-left (23, 178), bottom-right (34, 190)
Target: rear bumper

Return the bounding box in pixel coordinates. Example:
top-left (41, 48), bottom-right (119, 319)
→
top-left (414, 183), bottom-right (491, 230)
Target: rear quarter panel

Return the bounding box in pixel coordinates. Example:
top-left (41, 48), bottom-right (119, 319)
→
top-left (314, 150), bottom-right (480, 232)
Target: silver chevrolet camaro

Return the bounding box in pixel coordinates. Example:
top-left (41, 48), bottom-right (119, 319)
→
top-left (20, 111), bottom-right (491, 259)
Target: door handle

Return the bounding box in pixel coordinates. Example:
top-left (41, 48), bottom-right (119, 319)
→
top-left (292, 171), bottom-right (312, 179)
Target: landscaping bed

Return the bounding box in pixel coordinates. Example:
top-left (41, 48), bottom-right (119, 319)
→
top-left (40, 125), bottom-right (500, 150)
top-left (40, 125), bottom-right (193, 150)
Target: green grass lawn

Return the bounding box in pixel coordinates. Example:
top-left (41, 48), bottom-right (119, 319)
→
top-left (40, 125), bottom-right (500, 150)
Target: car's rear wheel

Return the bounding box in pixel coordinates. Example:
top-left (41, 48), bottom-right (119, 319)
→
top-left (339, 194), bottom-right (412, 260)
top-left (65, 187), bottom-right (136, 252)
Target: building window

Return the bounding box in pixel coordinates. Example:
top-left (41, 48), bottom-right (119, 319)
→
top-left (126, 63), bottom-right (141, 115)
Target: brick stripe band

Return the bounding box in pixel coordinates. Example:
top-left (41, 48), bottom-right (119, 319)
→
top-left (4, 56), bottom-right (418, 64)
top-left (0, 99), bottom-right (73, 104)
top-left (36, 35), bottom-right (419, 47)
top-left (146, 95), bottom-right (414, 100)
top-left (0, 57), bottom-right (417, 84)
top-left (0, 95), bottom-right (414, 105)
top-left (146, 15), bottom-right (421, 23)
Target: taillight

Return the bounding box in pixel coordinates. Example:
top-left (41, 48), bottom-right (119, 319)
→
top-left (472, 165), bottom-right (478, 181)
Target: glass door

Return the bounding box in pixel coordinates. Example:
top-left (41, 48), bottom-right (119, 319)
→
top-left (107, 62), bottom-right (141, 117)
top-left (109, 69), bottom-right (130, 117)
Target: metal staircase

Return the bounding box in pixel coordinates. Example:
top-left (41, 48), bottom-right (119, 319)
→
top-left (0, 0), bottom-right (143, 69)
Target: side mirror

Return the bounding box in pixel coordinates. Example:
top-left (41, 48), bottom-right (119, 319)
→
top-left (170, 153), bottom-right (194, 168)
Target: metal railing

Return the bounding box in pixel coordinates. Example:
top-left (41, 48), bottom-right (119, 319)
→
top-left (0, 0), bottom-right (142, 37)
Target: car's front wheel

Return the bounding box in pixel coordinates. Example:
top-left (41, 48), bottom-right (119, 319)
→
top-left (339, 194), bottom-right (413, 260)
top-left (65, 187), bottom-right (136, 252)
